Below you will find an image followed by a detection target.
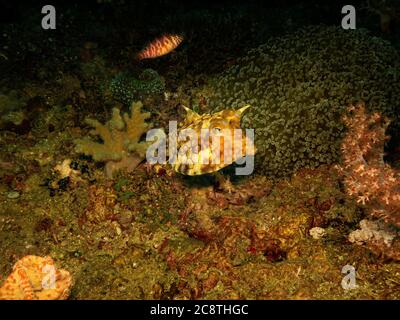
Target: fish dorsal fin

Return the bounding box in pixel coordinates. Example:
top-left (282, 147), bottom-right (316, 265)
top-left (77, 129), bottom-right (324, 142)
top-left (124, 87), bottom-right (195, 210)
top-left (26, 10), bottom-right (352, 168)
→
top-left (182, 105), bottom-right (200, 123)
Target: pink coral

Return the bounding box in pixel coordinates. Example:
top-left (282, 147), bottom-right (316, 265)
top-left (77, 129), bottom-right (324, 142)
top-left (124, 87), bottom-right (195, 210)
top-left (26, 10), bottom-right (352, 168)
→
top-left (337, 102), bottom-right (400, 227)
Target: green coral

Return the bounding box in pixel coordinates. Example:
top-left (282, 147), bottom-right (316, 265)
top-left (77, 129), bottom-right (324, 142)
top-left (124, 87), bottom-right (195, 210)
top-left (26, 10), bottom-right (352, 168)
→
top-left (109, 69), bottom-right (165, 105)
top-left (74, 101), bottom-right (152, 178)
top-left (205, 26), bottom-right (400, 178)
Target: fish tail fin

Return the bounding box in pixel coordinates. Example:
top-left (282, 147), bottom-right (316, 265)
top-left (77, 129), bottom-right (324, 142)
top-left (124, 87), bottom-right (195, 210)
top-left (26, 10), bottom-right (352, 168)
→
top-left (135, 50), bottom-right (147, 62)
top-left (135, 52), bottom-right (142, 61)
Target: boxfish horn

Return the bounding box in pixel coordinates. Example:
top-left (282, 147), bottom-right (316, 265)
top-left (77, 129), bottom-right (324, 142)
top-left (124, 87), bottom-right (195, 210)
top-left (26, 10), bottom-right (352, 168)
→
top-left (236, 104), bottom-right (251, 117)
top-left (182, 105), bottom-right (200, 122)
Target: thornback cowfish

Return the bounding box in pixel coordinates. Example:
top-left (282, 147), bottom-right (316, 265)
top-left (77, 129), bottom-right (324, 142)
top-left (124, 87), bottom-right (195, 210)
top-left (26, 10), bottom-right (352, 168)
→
top-left (172, 105), bottom-right (256, 176)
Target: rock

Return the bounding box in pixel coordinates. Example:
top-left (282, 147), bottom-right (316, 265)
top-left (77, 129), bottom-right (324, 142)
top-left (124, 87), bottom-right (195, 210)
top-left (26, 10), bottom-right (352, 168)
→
top-left (6, 191), bottom-right (20, 199)
top-left (348, 219), bottom-right (397, 246)
top-left (309, 227), bottom-right (326, 239)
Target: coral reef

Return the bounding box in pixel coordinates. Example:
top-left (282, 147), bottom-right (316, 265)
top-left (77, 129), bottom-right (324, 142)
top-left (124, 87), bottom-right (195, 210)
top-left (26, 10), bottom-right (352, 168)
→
top-left (1, 150), bottom-right (400, 299)
top-left (23, 74), bottom-right (82, 108)
top-left (204, 25), bottom-right (400, 177)
top-left (163, 216), bottom-right (272, 299)
top-left (74, 101), bottom-right (152, 178)
top-left (0, 255), bottom-right (72, 300)
top-left (337, 102), bottom-right (400, 227)
top-left (309, 227), bottom-right (326, 240)
top-left (109, 69), bottom-right (165, 105)
top-left (186, 175), bottom-right (271, 211)
top-left (157, 165), bottom-right (388, 299)
top-left (54, 159), bottom-right (81, 180)
top-left (337, 102), bottom-right (400, 260)
top-left (80, 56), bottom-right (114, 109)
top-left (2, 2), bottom-right (400, 301)
top-left (52, 159), bottom-right (84, 189)
top-left (349, 219), bottom-right (400, 261)
top-left (31, 105), bottom-right (78, 136)
top-left (84, 183), bottom-right (117, 223)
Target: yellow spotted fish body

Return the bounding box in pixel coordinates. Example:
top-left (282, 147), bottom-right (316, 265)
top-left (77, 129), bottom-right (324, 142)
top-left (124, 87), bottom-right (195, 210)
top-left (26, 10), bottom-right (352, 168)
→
top-left (173, 105), bottom-right (255, 175)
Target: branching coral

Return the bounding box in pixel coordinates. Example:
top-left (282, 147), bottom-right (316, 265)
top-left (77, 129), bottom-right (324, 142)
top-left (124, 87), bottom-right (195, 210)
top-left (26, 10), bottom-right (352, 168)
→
top-left (337, 102), bottom-right (400, 260)
top-left (205, 26), bottom-right (400, 177)
top-left (75, 101), bottom-right (151, 178)
top-left (337, 102), bottom-right (400, 227)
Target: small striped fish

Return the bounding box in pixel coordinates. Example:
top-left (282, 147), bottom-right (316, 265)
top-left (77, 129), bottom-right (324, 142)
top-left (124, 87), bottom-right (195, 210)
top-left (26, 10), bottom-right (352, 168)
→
top-left (137, 34), bottom-right (183, 60)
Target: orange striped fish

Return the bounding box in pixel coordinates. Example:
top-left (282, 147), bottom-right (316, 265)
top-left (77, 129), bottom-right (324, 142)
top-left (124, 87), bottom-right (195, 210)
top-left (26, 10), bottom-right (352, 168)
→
top-left (137, 34), bottom-right (183, 60)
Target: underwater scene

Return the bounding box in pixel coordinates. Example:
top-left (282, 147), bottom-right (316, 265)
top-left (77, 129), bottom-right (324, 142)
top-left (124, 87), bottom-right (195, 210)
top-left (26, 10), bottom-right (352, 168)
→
top-left (0, 0), bottom-right (399, 301)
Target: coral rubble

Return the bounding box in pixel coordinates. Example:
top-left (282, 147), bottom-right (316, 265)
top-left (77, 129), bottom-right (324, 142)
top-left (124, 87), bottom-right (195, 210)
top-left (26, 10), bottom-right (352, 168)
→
top-left (84, 183), bottom-right (117, 223)
top-left (349, 219), bottom-right (396, 246)
top-left (0, 255), bottom-right (72, 300)
top-left (54, 159), bottom-right (82, 184)
top-left (74, 101), bottom-right (152, 178)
